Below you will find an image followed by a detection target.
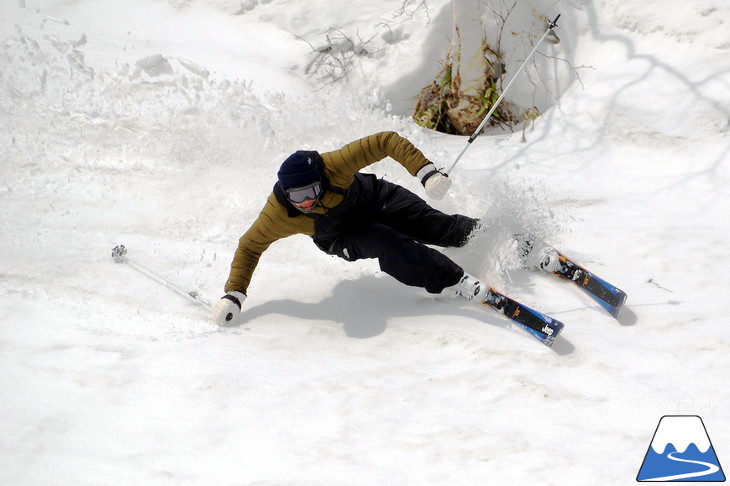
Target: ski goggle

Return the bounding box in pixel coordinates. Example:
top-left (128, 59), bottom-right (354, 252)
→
top-left (285, 181), bottom-right (322, 204)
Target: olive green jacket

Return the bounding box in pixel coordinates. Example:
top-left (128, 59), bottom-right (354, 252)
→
top-left (224, 131), bottom-right (432, 294)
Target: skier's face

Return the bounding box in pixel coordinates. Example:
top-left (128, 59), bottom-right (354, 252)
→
top-left (292, 198), bottom-right (317, 212)
top-left (286, 180), bottom-right (321, 213)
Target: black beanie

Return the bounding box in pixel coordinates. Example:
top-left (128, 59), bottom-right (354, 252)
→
top-left (277, 152), bottom-right (321, 190)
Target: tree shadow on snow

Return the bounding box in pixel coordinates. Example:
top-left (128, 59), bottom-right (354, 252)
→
top-left (234, 275), bottom-right (575, 355)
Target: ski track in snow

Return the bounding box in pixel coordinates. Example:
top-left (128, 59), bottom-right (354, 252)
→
top-left (1, 0), bottom-right (730, 485)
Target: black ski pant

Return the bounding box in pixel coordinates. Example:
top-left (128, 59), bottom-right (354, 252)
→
top-left (324, 179), bottom-right (478, 293)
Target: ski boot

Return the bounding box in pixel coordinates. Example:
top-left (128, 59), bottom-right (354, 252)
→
top-left (515, 234), bottom-right (561, 273)
top-left (446, 272), bottom-right (489, 302)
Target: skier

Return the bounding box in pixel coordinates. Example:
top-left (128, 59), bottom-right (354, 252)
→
top-left (211, 131), bottom-right (502, 324)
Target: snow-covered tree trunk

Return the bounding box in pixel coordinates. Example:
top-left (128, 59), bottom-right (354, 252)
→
top-left (446, 0), bottom-right (489, 134)
top-left (413, 0), bottom-right (514, 135)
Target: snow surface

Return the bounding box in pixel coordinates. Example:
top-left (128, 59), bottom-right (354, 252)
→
top-left (1, 0), bottom-right (729, 485)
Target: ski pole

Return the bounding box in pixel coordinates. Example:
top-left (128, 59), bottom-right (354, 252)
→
top-left (446, 14), bottom-right (561, 176)
top-left (111, 245), bottom-right (212, 309)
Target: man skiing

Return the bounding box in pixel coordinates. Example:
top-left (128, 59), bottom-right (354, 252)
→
top-left (211, 131), bottom-right (500, 324)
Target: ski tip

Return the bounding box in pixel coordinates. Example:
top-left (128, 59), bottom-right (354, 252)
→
top-left (602, 291), bottom-right (627, 319)
top-left (518, 317), bottom-right (565, 347)
top-left (608, 303), bottom-right (626, 319)
top-left (544, 320), bottom-right (565, 347)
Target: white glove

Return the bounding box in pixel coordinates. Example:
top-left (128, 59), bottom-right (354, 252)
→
top-left (211, 291), bottom-right (247, 325)
top-left (417, 163), bottom-right (452, 200)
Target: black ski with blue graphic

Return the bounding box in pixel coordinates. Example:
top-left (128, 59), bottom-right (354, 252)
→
top-left (552, 251), bottom-right (627, 318)
top-left (481, 287), bottom-right (565, 347)
top-left (516, 235), bottom-right (628, 319)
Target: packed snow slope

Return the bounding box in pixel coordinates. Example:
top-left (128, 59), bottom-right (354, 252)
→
top-left (1, 0), bottom-right (729, 485)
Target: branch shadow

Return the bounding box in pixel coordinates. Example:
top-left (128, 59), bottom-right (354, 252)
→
top-left (494, 1), bottom-right (730, 192)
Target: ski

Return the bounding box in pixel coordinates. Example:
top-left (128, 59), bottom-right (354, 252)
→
top-left (481, 287), bottom-right (565, 347)
top-left (550, 251), bottom-right (627, 318)
top-left (517, 235), bottom-right (628, 319)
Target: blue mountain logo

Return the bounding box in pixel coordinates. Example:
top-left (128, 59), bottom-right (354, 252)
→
top-left (637, 415), bottom-right (725, 482)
